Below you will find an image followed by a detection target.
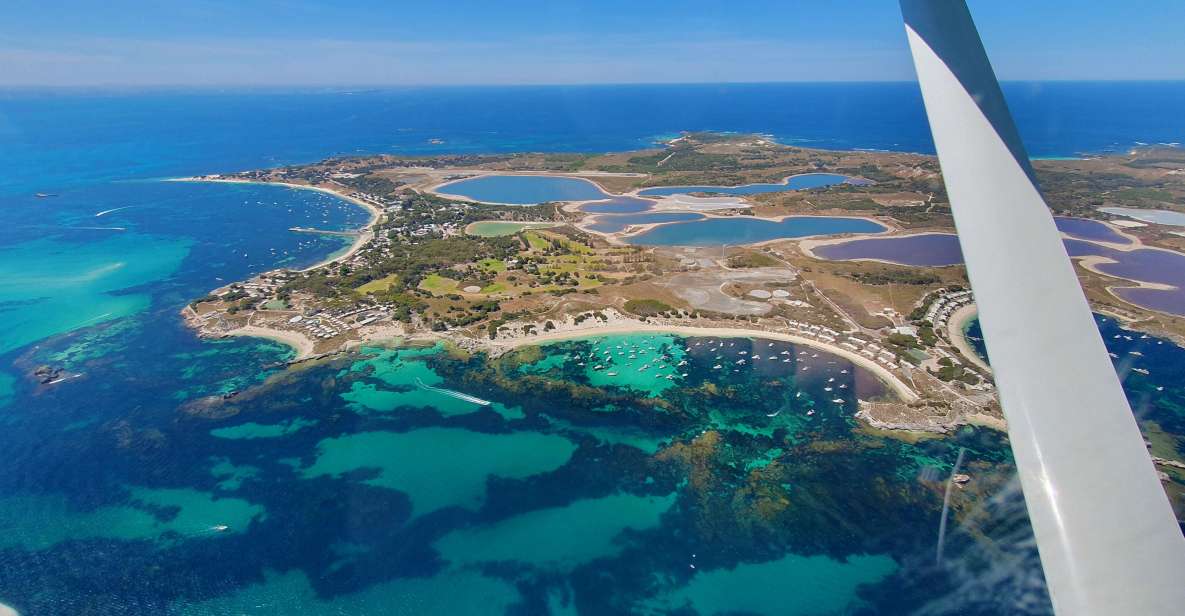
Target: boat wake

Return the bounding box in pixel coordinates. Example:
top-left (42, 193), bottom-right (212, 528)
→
top-left (414, 377), bottom-right (491, 406)
top-left (95, 205), bottom-right (134, 217)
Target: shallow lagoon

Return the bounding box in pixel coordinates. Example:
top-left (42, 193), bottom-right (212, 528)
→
top-left (636, 173), bottom-right (852, 196)
top-left (813, 232), bottom-right (965, 266)
top-left (626, 215), bottom-right (886, 246)
top-left (585, 212), bottom-right (705, 233)
top-left (1100, 206), bottom-right (1185, 226)
top-left (1054, 216), bottom-right (1130, 244)
top-left (579, 195), bottom-right (656, 214)
top-left (813, 232), bottom-right (1185, 317)
top-left (437, 174), bottom-right (608, 204)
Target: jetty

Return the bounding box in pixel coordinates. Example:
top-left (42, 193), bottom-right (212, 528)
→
top-left (289, 227), bottom-right (360, 237)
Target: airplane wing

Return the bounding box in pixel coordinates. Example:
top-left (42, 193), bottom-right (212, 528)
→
top-left (898, 2), bottom-right (1185, 614)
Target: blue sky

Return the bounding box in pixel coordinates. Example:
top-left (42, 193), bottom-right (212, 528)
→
top-left (2, 1), bottom-right (1183, 85)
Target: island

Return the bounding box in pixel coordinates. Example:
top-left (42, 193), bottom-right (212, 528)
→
top-left (179, 132), bottom-right (1185, 436)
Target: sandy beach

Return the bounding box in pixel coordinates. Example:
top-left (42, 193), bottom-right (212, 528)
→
top-left (946, 304), bottom-right (990, 372)
top-left (488, 322), bottom-right (919, 403)
top-left (228, 324), bottom-right (316, 360)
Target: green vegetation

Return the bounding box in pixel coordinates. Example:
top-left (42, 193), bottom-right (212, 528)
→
top-left (420, 274), bottom-right (460, 294)
top-left (356, 274), bottom-right (400, 294)
top-left (466, 221), bottom-right (557, 237)
top-left (848, 270), bottom-right (942, 286)
top-left (624, 299), bottom-right (674, 317)
top-left (523, 231), bottom-right (552, 251)
top-left (727, 252), bottom-right (781, 268)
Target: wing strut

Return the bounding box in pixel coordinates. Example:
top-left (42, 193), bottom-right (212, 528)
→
top-left (899, 2), bottom-right (1185, 614)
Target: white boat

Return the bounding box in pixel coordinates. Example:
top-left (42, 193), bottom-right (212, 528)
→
top-left (767, 410), bottom-right (781, 417)
top-left (832, 398), bottom-right (845, 404)
top-left (607, 372), bottom-right (618, 377)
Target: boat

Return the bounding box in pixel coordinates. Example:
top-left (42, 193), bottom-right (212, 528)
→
top-left (767, 410), bottom-right (781, 417)
top-left (607, 372), bottom-right (618, 377)
top-left (832, 398), bottom-right (845, 404)
top-left (211, 525), bottom-right (229, 532)
top-left (1132, 368), bottom-right (1150, 375)
top-left (35, 192), bottom-right (57, 198)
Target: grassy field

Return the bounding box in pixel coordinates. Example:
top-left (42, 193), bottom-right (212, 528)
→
top-left (478, 258), bottom-right (507, 273)
top-left (419, 274), bottom-right (460, 295)
top-left (356, 274), bottom-right (400, 294)
top-left (523, 230), bottom-right (552, 251)
top-left (466, 221), bottom-right (557, 237)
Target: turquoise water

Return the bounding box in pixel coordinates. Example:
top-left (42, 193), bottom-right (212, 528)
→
top-left (437, 174), bottom-right (608, 204)
top-left (627, 215), bottom-right (886, 246)
top-left (0, 330), bottom-right (1044, 614)
top-left (0, 233), bottom-right (190, 355)
top-left (3, 84), bottom-right (1184, 614)
top-left (636, 172), bottom-right (852, 196)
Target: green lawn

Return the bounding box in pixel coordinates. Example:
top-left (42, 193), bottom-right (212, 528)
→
top-left (356, 274), bottom-right (400, 294)
top-left (466, 221), bottom-right (557, 237)
top-left (523, 231), bottom-right (552, 251)
top-left (419, 274), bottom-right (459, 295)
top-left (478, 258), bottom-right (507, 273)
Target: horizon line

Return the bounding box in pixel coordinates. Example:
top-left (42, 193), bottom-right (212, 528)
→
top-left (3, 78), bottom-right (1185, 91)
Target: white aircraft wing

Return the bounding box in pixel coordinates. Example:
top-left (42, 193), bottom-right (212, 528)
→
top-left (898, 1), bottom-right (1185, 614)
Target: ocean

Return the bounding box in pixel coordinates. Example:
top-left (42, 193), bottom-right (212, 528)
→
top-left (1, 82), bottom-right (1184, 615)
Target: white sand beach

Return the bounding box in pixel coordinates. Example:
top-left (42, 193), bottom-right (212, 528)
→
top-left (488, 321), bottom-right (919, 402)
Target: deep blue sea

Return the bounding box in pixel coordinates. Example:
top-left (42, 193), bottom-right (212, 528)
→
top-left (1, 82), bottom-right (1184, 615)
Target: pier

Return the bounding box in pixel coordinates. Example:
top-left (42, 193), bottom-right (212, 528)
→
top-left (289, 227), bottom-right (360, 237)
